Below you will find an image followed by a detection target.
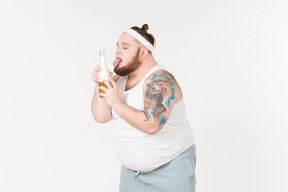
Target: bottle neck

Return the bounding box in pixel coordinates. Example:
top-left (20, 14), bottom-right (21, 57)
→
top-left (100, 52), bottom-right (108, 70)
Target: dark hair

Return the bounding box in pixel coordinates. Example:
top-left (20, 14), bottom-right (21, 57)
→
top-left (131, 24), bottom-right (156, 51)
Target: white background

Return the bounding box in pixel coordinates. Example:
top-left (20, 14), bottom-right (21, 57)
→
top-left (0, 0), bottom-right (287, 191)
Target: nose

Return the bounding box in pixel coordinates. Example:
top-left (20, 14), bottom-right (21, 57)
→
top-left (115, 47), bottom-right (121, 55)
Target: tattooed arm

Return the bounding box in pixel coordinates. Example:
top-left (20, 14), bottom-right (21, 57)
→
top-left (103, 70), bottom-right (182, 134)
top-left (143, 70), bottom-right (182, 130)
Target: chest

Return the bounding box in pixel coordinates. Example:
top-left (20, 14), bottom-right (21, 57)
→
top-left (125, 77), bottom-right (144, 91)
top-left (115, 78), bottom-right (145, 112)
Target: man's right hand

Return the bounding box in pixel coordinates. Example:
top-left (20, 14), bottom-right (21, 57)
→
top-left (92, 65), bottom-right (113, 83)
top-left (92, 65), bottom-right (101, 83)
top-left (91, 65), bottom-right (114, 123)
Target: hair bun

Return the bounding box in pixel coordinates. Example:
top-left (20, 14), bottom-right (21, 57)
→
top-left (141, 24), bottom-right (149, 31)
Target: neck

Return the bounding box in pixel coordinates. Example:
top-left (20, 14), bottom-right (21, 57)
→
top-left (129, 55), bottom-right (157, 80)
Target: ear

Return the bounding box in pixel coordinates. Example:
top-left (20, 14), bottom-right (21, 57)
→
top-left (140, 48), bottom-right (149, 58)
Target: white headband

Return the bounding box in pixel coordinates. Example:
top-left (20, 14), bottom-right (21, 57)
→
top-left (125, 29), bottom-right (154, 52)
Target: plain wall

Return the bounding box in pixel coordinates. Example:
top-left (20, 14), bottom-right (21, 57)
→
top-left (0, 0), bottom-right (287, 191)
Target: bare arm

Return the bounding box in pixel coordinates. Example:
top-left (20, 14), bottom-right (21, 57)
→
top-left (91, 83), bottom-right (113, 123)
top-left (91, 65), bottom-right (120, 123)
top-left (100, 70), bottom-right (181, 134)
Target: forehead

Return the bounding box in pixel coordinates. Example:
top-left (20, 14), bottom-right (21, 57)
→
top-left (117, 32), bottom-right (138, 46)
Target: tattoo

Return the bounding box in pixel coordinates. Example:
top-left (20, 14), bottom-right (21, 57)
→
top-left (144, 73), bottom-right (176, 128)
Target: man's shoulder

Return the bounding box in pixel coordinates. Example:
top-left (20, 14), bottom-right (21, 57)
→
top-left (145, 69), bottom-right (177, 84)
top-left (143, 69), bottom-right (182, 103)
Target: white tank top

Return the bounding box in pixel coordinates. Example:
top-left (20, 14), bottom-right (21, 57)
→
top-left (112, 64), bottom-right (194, 172)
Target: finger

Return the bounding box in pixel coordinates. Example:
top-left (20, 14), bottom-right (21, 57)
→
top-left (109, 71), bottom-right (113, 77)
top-left (98, 93), bottom-right (105, 98)
top-left (99, 86), bottom-right (108, 92)
top-left (110, 78), bottom-right (118, 89)
top-left (92, 69), bottom-right (100, 82)
top-left (103, 80), bottom-right (112, 89)
top-left (92, 73), bottom-right (98, 82)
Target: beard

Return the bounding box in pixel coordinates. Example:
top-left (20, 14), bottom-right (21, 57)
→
top-left (114, 49), bottom-right (142, 76)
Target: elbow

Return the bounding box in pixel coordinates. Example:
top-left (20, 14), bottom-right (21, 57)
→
top-left (94, 119), bottom-right (107, 124)
top-left (92, 115), bottom-right (111, 124)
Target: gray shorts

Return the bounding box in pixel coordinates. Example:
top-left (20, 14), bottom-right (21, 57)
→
top-left (119, 144), bottom-right (196, 192)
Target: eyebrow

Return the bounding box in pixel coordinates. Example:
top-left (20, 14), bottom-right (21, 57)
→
top-left (116, 42), bottom-right (129, 46)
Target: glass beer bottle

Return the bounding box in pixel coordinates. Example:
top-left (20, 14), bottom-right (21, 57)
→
top-left (98, 51), bottom-right (110, 98)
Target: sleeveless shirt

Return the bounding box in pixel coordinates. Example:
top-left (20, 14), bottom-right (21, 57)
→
top-left (112, 64), bottom-right (194, 172)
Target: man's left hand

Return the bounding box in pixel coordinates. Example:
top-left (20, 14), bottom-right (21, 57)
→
top-left (99, 79), bottom-right (122, 108)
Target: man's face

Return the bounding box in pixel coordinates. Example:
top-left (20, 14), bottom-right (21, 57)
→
top-left (114, 33), bottom-right (142, 76)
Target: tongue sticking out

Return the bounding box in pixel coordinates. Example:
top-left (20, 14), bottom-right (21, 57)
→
top-left (113, 58), bottom-right (122, 67)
